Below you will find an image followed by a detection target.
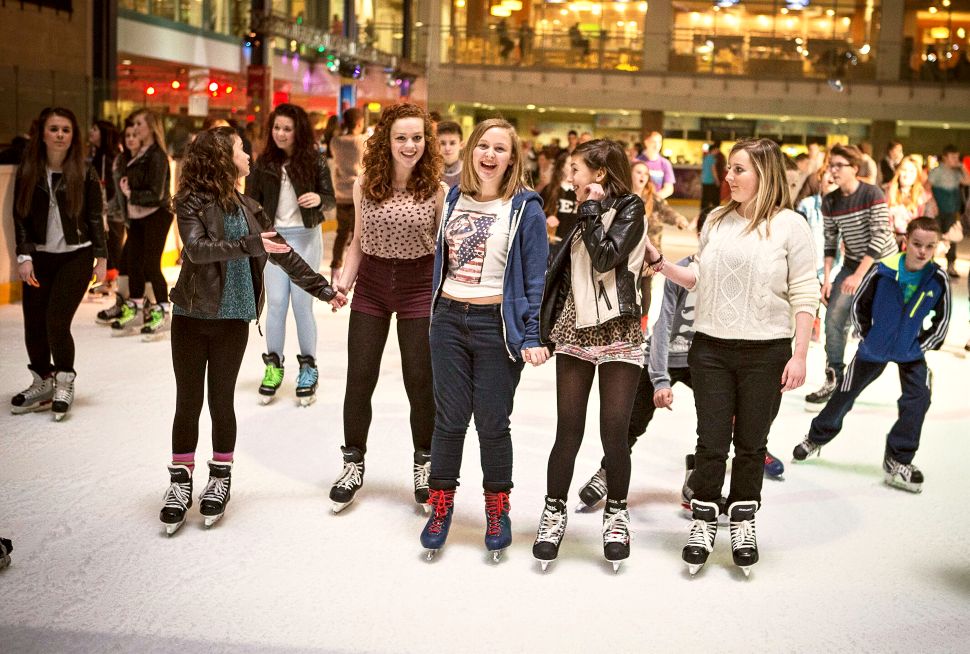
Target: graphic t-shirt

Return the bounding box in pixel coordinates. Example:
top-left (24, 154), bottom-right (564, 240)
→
top-left (635, 155), bottom-right (675, 190)
top-left (441, 195), bottom-right (512, 299)
top-left (896, 255), bottom-right (927, 304)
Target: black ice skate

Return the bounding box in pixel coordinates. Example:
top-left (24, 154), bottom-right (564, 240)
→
top-left (603, 499), bottom-right (631, 573)
top-left (805, 366), bottom-right (838, 412)
top-left (96, 292), bottom-right (125, 325)
top-left (792, 436), bottom-right (823, 462)
top-left (533, 496), bottom-right (568, 572)
top-left (160, 465), bottom-right (193, 536)
top-left (728, 501), bottom-right (759, 577)
top-left (199, 460), bottom-right (233, 528)
top-left (413, 449), bottom-right (431, 511)
top-left (0, 537), bottom-right (12, 570)
top-left (329, 446), bottom-right (365, 513)
top-left (883, 455), bottom-right (923, 493)
top-left (51, 371), bottom-right (76, 422)
top-left (259, 353), bottom-right (284, 405)
top-left (11, 369), bottom-right (54, 415)
top-left (576, 466), bottom-right (607, 511)
top-left (295, 355), bottom-right (318, 407)
top-left (683, 499), bottom-right (719, 576)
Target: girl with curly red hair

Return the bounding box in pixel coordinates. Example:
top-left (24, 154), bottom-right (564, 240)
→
top-left (328, 103), bottom-right (445, 513)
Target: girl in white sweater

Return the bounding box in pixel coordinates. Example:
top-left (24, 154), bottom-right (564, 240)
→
top-left (644, 138), bottom-right (819, 577)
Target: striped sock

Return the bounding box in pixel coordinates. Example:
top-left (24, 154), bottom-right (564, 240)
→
top-left (172, 452), bottom-right (195, 472)
top-left (213, 451), bottom-right (234, 463)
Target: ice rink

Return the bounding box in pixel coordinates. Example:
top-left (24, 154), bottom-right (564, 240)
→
top-left (2, 226), bottom-right (969, 653)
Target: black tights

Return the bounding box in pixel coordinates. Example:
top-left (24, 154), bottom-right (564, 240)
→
top-left (171, 315), bottom-right (249, 454)
top-left (546, 355), bottom-right (641, 501)
top-left (343, 310), bottom-right (434, 454)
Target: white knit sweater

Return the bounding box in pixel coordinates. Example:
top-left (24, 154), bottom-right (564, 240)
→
top-left (688, 208), bottom-right (820, 340)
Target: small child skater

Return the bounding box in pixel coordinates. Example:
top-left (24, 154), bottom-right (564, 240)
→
top-left (793, 216), bottom-right (951, 492)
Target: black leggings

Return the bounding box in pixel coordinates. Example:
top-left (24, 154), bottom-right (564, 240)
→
top-left (127, 208), bottom-right (172, 303)
top-left (342, 310), bottom-right (434, 454)
top-left (106, 220), bottom-right (126, 272)
top-left (171, 315), bottom-right (249, 454)
top-left (546, 355), bottom-right (642, 501)
top-left (21, 247), bottom-right (93, 375)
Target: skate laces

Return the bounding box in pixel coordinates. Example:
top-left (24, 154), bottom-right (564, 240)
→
top-left (164, 480), bottom-right (192, 511)
top-left (116, 302), bottom-right (137, 325)
top-left (427, 490), bottom-right (455, 534)
top-left (585, 468), bottom-right (608, 496)
top-left (334, 460), bottom-right (363, 491)
top-left (20, 376), bottom-right (51, 401)
top-left (730, 516), bottom-right (757, 551)
top-left (262, 363), bottom-right (284, 387)
top-left (687, 518), bottom-right (716, 552)
top-left (146, 306), bottom-right (164, 330)
top-left (536, 504), bottom-right (567, 543)
top-left (484, 492), bottom-right (511, 536)
top-left (201, 474), bottom-right (230, 503)
top-left (885, 457), bottom-right (918, 480)
top-left (296, 364), bottom-right (318, 388)
top-left (603, 509), bottom-right (630, 545)
top-left (413, 460), bottom-right (430, 491)
top-left (53, 377), bottom-right (74, 404)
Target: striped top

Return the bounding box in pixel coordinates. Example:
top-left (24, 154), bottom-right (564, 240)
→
top-left (822, 182), bottom-right (897, 264)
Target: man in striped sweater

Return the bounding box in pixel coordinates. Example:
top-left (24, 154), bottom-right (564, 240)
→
top-left (806, 144), bottom-right (898, 410)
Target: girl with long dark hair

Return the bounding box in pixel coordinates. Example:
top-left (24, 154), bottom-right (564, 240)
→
top-left (11, 107), bottom-right (107, 421)
top-left (245, 103), bottom-right (336, 406)
top-left (159, 127), bottom-right (346, 535)
top-left (541, 150), bottom-right (578, 258)
top-left (533, 139), bottom-right (647, 572)
top-left (328, 103), bottom-right (444, 514)
top-left (113, 108), bottom-right (173, 338)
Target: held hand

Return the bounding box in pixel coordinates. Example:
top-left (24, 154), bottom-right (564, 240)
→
top-left (820, 281), bottom-right (832, 307)
top-left (18, 260), bottom-right (39, 287)
top-left (546, 215), bottom-right (560, 228)
top-left (522, 346), bottom-right (551, 367)
top-left (840, 273), bottom-right (862, 295)
top-left (328, 290), bottom-right (348, 311)
top-left (586, 183), bottom-right (606, 202)
top-left (644, 239), bottom-right (661, 264)
top-left (119, 176), bottom-right (130, 198)
top-left (260, 231), bottom-right (292, 254)
top-left (297, 192), bottom-right (322, 209)
top-left (675, 215), bottom-right (690, 230)
top-left (780, 355), bottom-right (807, 393)
top-left (92, 258), bottom-right (108, 285)
top-left (653, 388), bottom-right (674, 409)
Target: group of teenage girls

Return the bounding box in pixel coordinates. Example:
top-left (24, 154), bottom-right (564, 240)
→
top-left (11, 103), bottom-right (819, 576)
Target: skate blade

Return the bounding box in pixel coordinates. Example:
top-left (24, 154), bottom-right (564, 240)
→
top-left (425, 549), bottom-right (439, 561)
top-left (687, 563), bottom-right (702, 576)
top-left (884, 475), bottom-right (922, 493)
top-left (490, 549), bottom-right (505, 563)
top-left (141, 332), bottom-right (168, 343)
top-left (765, 474), bottom-right (785, 481)
top-left (110, 328), bottom-right (139, 337)
top-left (11, 401), bottom-right (53, 415)
top-left (740, 566), bottom-right (752, 578)
top-left (331, 500), bottom-right (354, 514)
top-left (575, 501), bottom-right (598, 513)
top-left (803, 403), bottom-right (825, 414)
top-left (538, 560), bottom-right (551, 572)
top-left (203, 514), bottom-right (224, 528)
top-left (298, 395), bottom-right (316, 407)
top-left (421, 504), bottom-right (431, 515)
top-left (259, 395), bottom-right (275, 405)
top-left (611, 561), bottom-right (622, 574)
top-left (164, 521), bottom-right (184, 536)
top-left (52, 412), bottom-right (66, 422)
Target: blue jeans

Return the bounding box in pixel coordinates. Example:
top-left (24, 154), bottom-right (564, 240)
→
top-left (429, 299), bottom-right (524, 492)
top-left (264, 225), bottom-right (322, 359)
top-left (809, 356), bottom-right (930, 464)
top-left (824, 259), bottom-right (860, 379)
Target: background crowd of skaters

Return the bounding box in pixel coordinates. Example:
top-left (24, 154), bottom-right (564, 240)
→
top-left (3, 100), bottom-right (965, 574)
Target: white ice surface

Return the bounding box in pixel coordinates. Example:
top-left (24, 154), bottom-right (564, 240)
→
top-left (1, 226), bottom-right (969, 653)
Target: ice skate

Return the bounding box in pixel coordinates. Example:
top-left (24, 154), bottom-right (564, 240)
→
top-left (11, 369), bottom-right (54, 415)
top-left (883, 455), bottom-right (923, 493)
top-left (329, 446), bottom-right (364, 513)
top-left (421, 488), bottom-right (455, 560)
top-left (159, 465), bottom-right (193, 536)
top-left (96, 293), bottom-right (125, 325)
top-left (792, 436), bottom-right (823, 462)
top-left (295, 355), bottom-right (318, 407)
top-left (576, 466), bottom-right (607, 511)
top-left (140, 304), bottom-right (169, 342)
top-left (87, 279), bottom-right (113, 299)
top-left (258, 353), bottom-right (284, 405)
top-left (763, 451), bottom-right (785, 479)
top-left (110, 300), bottom-right (143, 336)
top-left (805, 366), bottom-right (838, 412)
top-left (0, 537), bottom-right (12, 570)
top-left (51, 371), bottom-right (76, 422)
top-left (603, 499), bottom-right (630, 573)
top-left (412, 449), bottom-right (431, 511)
top-left (683, 499), bottom-right (719, 576)
top-left (484, 491), bottom-right (512, 562)
top-left (199, 460), bottom-right (233, 528)
top-left (728, 501), bottom-right (759, 577)
top-left (533, 496), bottom-right (568, 571)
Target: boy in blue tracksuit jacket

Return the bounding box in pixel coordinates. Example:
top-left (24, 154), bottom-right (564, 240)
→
top-left (794, 217), bottom-right (951, 492)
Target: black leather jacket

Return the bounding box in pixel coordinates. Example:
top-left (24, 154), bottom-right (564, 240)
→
top-left (125, 143), bottom-right (171, 210)
top-left (244, 154), bottom-right (336, 228)
top-left (13, 164), bottom-right (107, 257)
top-left (169, 191), bottom-right (336, 318)
top-left (539, 193), bottom-right (646, 343)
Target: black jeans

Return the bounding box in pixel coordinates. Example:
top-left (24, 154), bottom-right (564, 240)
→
top-left (342, 310), bottom-right (434, 454)
top-left (127, 207), bottom-right (173, 303)
top-left (809, 356), bottom-right (930, 464)
top-left (21, 247), bottom-right (93, 375)
top-left (599, 366), bottom-right (693, 469)
top-left (171, 315), bottom-right (249, 454)
top-left (428, 300), bottom-right (524, 492)
top-left (330, 203), bottom-right (354, 269)
top-left (106, 220), bottom-right (126, 272)
top-left (688, 333), bottom-right (791, 507)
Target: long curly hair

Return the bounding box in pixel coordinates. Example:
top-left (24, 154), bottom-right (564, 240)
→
top-left (175, 127), bottom-right (239, 211)
top-left (361, 103), bottom-right (442, 203)
top-left (257, 103), bottom-right (320, 191)
top-left (15, 107), bottom-right (87, 220)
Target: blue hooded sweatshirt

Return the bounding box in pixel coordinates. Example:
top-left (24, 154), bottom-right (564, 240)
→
top-left (432, 185), bottom-right (549, 361)
top-left (850, 253), bottom-right (951, 364)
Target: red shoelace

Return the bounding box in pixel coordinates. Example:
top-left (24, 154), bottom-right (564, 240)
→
top-left (426, 489), bottom-right (455, 535)
top-left (484, 492), bottom-right (511, 536)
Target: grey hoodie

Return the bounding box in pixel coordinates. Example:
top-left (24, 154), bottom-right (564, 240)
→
top-left (646, 255), bottom-right (696, 390)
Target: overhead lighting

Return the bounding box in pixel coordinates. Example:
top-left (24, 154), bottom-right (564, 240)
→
top-left (502, 0), bottom-right (523, 10)
top-left (490, 6), bottom-right (512, 16)
top-left (526, 103), bottom-right (536, 109)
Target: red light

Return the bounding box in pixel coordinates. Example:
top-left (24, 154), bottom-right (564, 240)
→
top-left (246, 114), bottom-right (256, 122)
top-left (145, 86), bottom-right (156, 96)
top-left (225, 86), bottom-right (234, 94)
top-left (208, 82), bottom-right (219, 92)
top-left (171, 80), bottom-right (181, 89)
